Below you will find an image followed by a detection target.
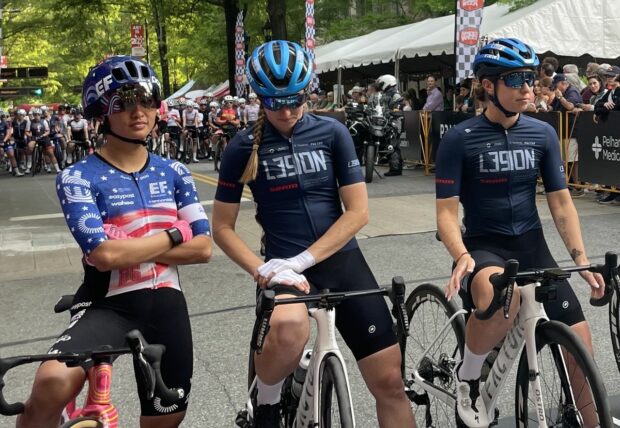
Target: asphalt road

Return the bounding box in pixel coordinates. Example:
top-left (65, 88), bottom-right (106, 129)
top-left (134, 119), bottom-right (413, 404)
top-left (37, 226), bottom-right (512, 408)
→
top-left (0, 161), bottom-right (619, 427)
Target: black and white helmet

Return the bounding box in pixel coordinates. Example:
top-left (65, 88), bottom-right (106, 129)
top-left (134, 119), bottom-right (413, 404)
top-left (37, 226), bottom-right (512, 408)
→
top-left (375, 74), bottom-right (397, 91)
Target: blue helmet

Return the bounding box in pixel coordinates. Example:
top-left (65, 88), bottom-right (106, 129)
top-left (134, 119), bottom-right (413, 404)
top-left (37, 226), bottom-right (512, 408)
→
top-left (473, 38), bottom-right (539, 79)
top-left (82, 56), bottom-right (161, 119)
top-left (246, 40), bottom-right (313, 97)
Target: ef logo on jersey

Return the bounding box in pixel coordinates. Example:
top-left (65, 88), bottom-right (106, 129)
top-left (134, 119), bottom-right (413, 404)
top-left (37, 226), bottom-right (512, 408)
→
top-left (149, 181), bottom-right (168, 196)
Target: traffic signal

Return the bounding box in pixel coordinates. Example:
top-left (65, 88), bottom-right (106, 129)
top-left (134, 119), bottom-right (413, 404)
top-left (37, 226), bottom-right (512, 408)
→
top-left (32, 87), bottom-right (43, 97)
top-left (0, 87), bottom-right (45, 98)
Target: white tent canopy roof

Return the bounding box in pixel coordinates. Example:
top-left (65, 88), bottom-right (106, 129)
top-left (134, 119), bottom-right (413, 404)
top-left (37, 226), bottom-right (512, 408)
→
top-left (314, 0), bottom-right (620, 74)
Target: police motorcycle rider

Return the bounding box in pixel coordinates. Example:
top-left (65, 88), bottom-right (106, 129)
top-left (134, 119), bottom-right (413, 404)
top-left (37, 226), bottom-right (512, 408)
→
top-left (375, 74), bottom-right (404, 177)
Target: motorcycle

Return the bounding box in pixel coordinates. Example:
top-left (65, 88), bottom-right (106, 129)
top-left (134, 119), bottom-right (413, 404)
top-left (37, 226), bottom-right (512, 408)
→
top-left (346, 102), bottom-right (401, 183)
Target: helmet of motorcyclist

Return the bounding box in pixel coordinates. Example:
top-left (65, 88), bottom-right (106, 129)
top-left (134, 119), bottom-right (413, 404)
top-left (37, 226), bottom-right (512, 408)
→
top-left (375, 75), bottom-right (397, 92)
top-left (246, 40), bottom-right (313, 97)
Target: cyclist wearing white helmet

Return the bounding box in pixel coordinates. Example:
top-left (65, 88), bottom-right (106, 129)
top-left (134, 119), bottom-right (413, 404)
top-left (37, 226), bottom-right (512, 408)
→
top-left (164, 99), bottom-right (182, 159)
top-left (12, 108), bottom-right (30, 172)
top-left (182, 101), bottom-right (200, 162)
top-left (237, 97), bottom-right (247, 127)
top-left (245, 93), bottom-right (260, 127)
top-left (26, 107), bottom-right (59, 173)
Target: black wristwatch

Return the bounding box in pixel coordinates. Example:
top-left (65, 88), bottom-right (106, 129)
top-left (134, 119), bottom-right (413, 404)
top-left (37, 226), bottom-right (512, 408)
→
top-left (165, 227), bottom-right (184, 247)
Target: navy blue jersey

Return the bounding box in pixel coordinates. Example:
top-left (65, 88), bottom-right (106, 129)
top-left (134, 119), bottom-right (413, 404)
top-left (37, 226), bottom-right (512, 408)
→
top-left (215, 113), bottom-right (364, 259)
top-left (56, 153), bottom-right (210, 296)
top-left (435, 114), bottom-right (566, 237)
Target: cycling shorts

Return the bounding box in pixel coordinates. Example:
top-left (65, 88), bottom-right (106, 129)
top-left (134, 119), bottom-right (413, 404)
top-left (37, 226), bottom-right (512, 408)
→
top-left (14, 138), bottom-right (26, 149)
top-left (49, 288), bottom-right (193, 416)
top-left (260, 248), bottom-right (397, 361)
top-left (459, 228), bottom-right (585, 326)
top-left (2, 138), bottom-right (14, 152)
top-left (157, 120), bottom-right (167, 134)
top-left (185, 126), bottom-right (199, 138)
top-left (167, 125), bottom-right (181, 137)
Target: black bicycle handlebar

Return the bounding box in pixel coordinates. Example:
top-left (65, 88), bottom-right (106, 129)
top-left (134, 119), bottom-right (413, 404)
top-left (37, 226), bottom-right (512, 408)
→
top-left (474, 252), bottom-right (619, 321)
top-left (0, 330), bottom-right (183, 416)
top-left (251, 280), bottom-right (408, 354)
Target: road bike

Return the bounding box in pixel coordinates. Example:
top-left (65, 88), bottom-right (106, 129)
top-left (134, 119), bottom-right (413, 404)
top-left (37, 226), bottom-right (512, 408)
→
top-left (590, 253), bottom-right (620, 377)
top-left (236, 278), bottom-right (409, 428)
top-left (400, 255), bottom-right (616, 427)
top-left (0, 295), bottom-right (183, 427)
top-left (213, 127), bottom-right (236, 172)
top-left (30, 138), bottom-right (47, 176)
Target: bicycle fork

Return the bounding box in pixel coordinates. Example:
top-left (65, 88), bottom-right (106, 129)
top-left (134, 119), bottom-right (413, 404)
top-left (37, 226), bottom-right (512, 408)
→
top-left (65, 362), bottom-right (119, 427)
top-left (294, 308), bottom-right (355, 428)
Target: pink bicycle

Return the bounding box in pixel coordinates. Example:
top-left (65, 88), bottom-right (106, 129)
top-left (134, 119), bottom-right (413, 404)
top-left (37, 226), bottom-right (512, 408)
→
top-left (0, 297), bottom-right (183, 427)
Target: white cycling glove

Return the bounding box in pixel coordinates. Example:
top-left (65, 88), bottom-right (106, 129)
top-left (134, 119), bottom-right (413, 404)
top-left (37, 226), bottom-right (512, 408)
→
top-left (258, 250), bottom-right (316, 276)
top-left (268, 269), bottom-right (308, 287)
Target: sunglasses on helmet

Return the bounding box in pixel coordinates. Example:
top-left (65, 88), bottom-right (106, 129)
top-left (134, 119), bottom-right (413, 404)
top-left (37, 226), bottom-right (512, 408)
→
top-left (498, 71), bottom-right (537, 89)
top-left (111, 82), bottom-right (160, 113)
top-left (260, 93), bottom-right (307, 111)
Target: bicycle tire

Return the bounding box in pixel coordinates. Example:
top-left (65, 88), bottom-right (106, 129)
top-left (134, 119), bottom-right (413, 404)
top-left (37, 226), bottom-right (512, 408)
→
top-left (515, 320), bottom-right (612, 428)
top-left (183, 136), bottom-right (192, 164)
top-left (364, 144), bottom-right (375, 183)
top-left (403, 282), bottom-right (466, 428)
top-left (60, 416), bottom-right (104, 428)
top-left (214, 139), bottom-right (223, 172)
top-left (607, 285), bottom-right (620, 377)
top-left (31, 145), bottom-right (40, 177)
top-left (319, 354), bottom-right (354, 428)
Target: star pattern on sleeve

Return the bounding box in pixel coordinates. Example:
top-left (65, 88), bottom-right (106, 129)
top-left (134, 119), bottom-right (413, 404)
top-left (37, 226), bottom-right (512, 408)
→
top-left (100, 176), bottom-right (107, 181)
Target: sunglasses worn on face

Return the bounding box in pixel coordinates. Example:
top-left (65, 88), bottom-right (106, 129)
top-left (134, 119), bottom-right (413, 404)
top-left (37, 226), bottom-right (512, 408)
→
top-left (260, 94), bottom-right (307, 111)
top-left (113, 83), bottom-right (159, 112)
top-left (498, 71), bottom-right (537, 89)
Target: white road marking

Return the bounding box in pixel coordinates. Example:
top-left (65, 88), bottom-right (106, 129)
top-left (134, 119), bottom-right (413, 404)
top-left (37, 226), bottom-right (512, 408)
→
top-left (8, 198), bottom-right (251, 221)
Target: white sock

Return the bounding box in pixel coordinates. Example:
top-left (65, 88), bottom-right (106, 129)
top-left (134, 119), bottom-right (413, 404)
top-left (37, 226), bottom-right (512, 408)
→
top-left (458, 344), bottom-right (490, 381)
top-left (54, 163), bottom-right (60, 172)
top-left (256, 377), bottom-right (284, 405)
top-left (26, 155), bottom-right (32, 168)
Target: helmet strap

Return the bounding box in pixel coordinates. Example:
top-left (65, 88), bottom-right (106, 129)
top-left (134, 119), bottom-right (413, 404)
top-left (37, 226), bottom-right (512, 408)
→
top-left (101, 117), bottom-right (149, 146)
top-left (489, 80), bottom-right (518, 118)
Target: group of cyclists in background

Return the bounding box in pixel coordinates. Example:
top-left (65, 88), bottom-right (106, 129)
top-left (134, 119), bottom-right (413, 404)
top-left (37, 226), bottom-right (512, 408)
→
top-left (0, 92), bottom-right (259, 176)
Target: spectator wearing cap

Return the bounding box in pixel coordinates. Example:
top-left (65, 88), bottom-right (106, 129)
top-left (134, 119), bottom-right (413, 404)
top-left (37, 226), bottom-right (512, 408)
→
top-left (551, 74), bottom-right (581, 112)
top-left (601, 65), bottom-right (620, 90)
top-left (350, 86), bottom-right (363, 103)
top-left (422, 75), bottom-right (444, 111)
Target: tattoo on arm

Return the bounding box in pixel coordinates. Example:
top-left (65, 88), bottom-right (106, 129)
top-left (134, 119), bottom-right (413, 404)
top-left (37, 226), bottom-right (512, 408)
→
top-left (557, 215), bottom-right (569, 243)
top-left (570, 248), bottom-right (583, 261)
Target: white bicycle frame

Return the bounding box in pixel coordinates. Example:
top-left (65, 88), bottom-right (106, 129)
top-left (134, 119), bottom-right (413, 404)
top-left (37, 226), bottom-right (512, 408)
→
top-left (410, 281), bottom-right (574, 428)
top-left (246, 306), bottom-right (356, 427)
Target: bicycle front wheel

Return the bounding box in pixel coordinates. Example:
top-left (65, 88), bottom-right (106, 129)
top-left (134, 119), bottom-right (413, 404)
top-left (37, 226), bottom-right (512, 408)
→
top-left (403, 282), bottom-right (466, 428)
top-left (515, 320), bottom-right (612, 428)
top-left (319, 355), bottom-right (354, 428)
top-left (607, 286), bottom-right (620, 376)
top-left (214, 139), bottom-right (223, 172)
top-left (60, 416), bottom-right (104, 428)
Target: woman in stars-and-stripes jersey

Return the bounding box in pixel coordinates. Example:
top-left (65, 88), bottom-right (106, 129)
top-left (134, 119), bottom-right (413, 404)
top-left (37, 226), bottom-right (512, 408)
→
top-left (17, 56), bottom-right (211, 428)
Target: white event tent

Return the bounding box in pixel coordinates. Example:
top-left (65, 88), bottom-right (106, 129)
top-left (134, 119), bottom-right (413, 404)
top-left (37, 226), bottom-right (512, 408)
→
top-left (315, 0), bottom-right (620, 79)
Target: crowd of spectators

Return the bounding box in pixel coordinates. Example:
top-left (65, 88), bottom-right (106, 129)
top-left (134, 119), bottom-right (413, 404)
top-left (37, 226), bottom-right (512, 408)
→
top-left (303, 59), bottom-right (620, 204)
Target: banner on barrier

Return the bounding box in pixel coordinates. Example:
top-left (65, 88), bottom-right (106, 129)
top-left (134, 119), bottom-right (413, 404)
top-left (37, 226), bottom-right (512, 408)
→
top-left (430, 111), bottom-right (473, 161)
top-left (576, 112), bottom-right (620, 187)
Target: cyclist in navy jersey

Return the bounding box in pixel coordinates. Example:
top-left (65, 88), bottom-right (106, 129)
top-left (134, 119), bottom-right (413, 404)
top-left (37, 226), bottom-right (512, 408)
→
top-left (435, 38), bottom-right (605, 428)
top-left (16, 56), bottom-right (212, 428)
top-left (212, 40), bottom-right (415, 427)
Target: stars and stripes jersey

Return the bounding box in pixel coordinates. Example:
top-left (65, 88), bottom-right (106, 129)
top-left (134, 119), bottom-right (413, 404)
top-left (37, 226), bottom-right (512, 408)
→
top-left (56, 153), bottom-right (210, 297)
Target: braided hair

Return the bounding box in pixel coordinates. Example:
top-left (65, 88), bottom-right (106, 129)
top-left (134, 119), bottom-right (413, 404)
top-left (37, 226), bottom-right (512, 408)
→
top-left (239, 106), bottom-right (266, 184)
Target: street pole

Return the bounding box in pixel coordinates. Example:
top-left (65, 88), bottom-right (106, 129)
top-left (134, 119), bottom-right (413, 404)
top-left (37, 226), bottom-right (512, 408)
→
top-left (0, 0), bottom-right (4, 60)
top-left (145, 18), bottom-right (149, 63)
